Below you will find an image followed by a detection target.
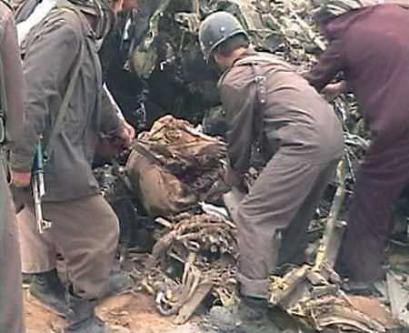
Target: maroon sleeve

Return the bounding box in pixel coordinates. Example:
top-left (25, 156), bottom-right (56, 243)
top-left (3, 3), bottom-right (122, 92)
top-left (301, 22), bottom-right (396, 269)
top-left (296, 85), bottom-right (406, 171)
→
top-left (305, 39), bottom-right (345, 92)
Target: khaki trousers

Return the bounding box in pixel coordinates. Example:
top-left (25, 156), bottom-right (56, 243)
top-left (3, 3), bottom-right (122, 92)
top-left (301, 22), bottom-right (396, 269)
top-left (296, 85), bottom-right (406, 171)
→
top-left (17, 208), bottom-right (58, 273)
top-left (0, 166), bottom-right (25, 333)
top-left (18, 194), bottom-right (119, 299)
top-left (237, 154), bottom-right (339, 299)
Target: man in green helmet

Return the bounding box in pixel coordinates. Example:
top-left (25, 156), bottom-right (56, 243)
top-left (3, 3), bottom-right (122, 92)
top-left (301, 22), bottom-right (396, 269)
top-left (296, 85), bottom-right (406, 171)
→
top-left (199, 11), bottom-right (344, 322)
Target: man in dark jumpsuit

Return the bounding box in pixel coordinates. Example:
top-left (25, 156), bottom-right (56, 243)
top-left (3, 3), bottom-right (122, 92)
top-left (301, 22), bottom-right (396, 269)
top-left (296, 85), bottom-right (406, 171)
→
top-left (9, 0), bottom-right (134, 331)
top-left (199, 12), bottom-right (344, 319)
top-left (306, 1), bottom-right (409, 286)
top-left (0, 1), bottom-right (25, 332)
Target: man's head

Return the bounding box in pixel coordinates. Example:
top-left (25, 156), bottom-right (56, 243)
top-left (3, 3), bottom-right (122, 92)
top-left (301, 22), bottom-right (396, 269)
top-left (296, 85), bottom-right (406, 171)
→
top-left (199, 11), bottom-right (250, 70)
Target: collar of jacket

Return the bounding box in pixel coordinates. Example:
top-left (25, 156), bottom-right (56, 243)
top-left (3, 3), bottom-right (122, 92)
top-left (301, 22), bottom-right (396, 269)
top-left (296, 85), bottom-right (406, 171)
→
top-left (217, 47), bottom-right (257, 87)
top-left (55, 0), bottom-right (96, 39)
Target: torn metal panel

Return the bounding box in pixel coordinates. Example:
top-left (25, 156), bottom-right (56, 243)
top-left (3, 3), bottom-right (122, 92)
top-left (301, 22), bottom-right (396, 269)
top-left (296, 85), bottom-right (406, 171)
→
top-left (387, 271), bottom-right (409, 328)
top-left (294, 295), bottom-right (388, 333)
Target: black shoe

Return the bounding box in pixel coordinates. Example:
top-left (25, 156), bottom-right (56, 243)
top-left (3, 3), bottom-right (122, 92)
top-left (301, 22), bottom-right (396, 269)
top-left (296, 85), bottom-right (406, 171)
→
top-left (29, 269), bottom-right (68, 317)
top-left (63, 291), bottom-right (109, 333)
top-left (341, 280), bottom-right (376, 295)
top-left (207, 297), bottom-right (274, 333)
top-left (101, 271), bottom-right (134, 299)
top-left (238, 296), bottom-right (269, 322)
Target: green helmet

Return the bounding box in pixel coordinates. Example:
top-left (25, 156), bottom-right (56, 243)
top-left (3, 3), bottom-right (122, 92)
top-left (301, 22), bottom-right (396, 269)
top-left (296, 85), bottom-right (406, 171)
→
top-left (199, 11), bottom-right (249, 62)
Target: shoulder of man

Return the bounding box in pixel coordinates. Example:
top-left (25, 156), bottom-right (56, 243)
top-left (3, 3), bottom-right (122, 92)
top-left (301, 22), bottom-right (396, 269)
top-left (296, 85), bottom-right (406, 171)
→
top-left (0, 1), bottom-right (13, 37)
top-left (28, 3), bottom-right (86, 42)
top-left (218, 52), bottom-right (292, 89)
top-left (218, 62), bottom-right (254, 92)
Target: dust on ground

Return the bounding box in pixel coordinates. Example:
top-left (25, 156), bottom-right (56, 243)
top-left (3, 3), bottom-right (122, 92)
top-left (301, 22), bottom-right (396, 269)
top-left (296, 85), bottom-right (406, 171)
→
top-left (24, 290), bottom-right (198, 333)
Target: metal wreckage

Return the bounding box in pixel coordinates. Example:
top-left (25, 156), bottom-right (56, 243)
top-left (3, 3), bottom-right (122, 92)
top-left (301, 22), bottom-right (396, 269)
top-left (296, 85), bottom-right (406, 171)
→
top-left (94, 0), bottom-right (409, 331)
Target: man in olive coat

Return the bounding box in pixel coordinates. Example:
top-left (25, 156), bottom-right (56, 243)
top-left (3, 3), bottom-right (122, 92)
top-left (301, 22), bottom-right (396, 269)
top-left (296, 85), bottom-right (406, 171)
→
top-left (10, 0), bottom-right (134, 331)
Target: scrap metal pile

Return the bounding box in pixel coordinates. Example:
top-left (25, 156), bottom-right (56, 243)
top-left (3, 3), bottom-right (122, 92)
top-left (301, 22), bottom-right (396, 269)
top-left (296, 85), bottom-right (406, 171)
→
top-left (94, 0), bottom-right (409, 332)
top-left (122, 115), bottom-right (236, 323)
top-left (139, 213), bottom-right (237, 324)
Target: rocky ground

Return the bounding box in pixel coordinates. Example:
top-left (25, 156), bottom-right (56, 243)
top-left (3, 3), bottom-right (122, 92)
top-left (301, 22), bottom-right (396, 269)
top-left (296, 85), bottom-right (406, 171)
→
top-left (25, 291), bottom-right (204, 333)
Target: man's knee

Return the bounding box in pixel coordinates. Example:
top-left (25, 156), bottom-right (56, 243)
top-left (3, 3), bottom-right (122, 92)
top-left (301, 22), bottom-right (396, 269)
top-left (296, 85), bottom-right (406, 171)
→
top-left (95, 197), bottom-right (120, 248)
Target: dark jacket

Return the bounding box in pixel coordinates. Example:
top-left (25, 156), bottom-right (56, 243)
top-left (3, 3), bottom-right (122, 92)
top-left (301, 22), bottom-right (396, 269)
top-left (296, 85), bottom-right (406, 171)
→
top-left (306, 4), bottom-right (409, 151)
top-left (10, 0), bottom-right (122, 201)
top-left (0, 0), bottom-right (24, 145)
top-left (218, 50), bottom-right (344, 176)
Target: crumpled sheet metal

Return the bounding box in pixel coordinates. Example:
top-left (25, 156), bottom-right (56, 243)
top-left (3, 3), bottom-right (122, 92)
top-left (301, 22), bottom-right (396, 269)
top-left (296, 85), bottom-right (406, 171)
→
top-left (387, 271), bottom-right (409, 328)
top-left (269, 265), bottom-right (394, 332)
top-left (131, 0), bottom-right (171, 78)
top-left (293, 294), bottom-right (390, 332)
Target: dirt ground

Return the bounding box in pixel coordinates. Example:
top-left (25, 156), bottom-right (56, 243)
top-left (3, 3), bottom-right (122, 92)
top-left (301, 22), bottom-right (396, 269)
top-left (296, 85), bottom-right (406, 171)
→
top-left (25, 290), bottom-right (200, 333)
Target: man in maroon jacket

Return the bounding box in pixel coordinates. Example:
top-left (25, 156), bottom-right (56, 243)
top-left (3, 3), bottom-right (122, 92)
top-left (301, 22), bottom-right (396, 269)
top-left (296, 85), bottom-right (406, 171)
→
top-left (306, 1), bottom-right (409, 286)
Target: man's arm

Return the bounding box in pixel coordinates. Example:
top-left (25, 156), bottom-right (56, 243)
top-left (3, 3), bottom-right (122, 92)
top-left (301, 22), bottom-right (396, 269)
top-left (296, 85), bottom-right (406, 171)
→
top-left (305, 39), bottom-right (345, 92)
top-left (220, 66), bottom-right (258, 181)
top-left (0, 9), bottom-right (25, 144)
top-left (10, 15), bottom-right (81, 175)
top-left (100, 85), bottom-right (124, 135)
top-left (100, 86), bottom-right (135, 147)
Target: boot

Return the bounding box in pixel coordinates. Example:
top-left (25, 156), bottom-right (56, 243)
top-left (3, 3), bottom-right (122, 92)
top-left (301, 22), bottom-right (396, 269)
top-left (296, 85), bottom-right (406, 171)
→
top-left (238, 296), bottom-right (269, 322)
top-left (208, 296), bottom-right (277, 333)
top-left (101, 271), bottom-right (134, 299)
top-left (29, 269), bottom-right (68, 317)
top-left (63, 290), bottom-right (110, 333)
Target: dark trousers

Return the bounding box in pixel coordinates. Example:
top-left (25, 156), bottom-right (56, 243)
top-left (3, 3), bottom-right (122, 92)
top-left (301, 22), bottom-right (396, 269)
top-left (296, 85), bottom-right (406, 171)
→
top-left (338, 133), bottom-right (409, 282)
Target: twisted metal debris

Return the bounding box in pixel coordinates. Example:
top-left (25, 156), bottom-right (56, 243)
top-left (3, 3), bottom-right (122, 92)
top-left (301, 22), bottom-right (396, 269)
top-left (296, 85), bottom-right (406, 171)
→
top-left (135, 212), bottom-right (237, 324)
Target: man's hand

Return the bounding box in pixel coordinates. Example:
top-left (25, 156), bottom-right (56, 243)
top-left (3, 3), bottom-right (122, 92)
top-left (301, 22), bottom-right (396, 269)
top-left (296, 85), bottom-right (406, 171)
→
top-left (322, 81), bottom-right (347, 101)
top-left (223, 165), bottom-right (248, 193)
top-left (117, 120), bottom-right (135, 148)
top-left (10, 170), bottom-right (31, 188)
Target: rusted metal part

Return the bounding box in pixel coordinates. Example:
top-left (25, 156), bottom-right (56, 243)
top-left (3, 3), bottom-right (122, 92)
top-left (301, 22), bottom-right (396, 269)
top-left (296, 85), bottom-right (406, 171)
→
top-left (175, 282), bottom-right (213, 324)
top-left (314, 160), bottom-right (347, 271)
top-left (135, 212), bottom-right (237, 322)
top-left (293, 294), bottom-right (388, 333)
